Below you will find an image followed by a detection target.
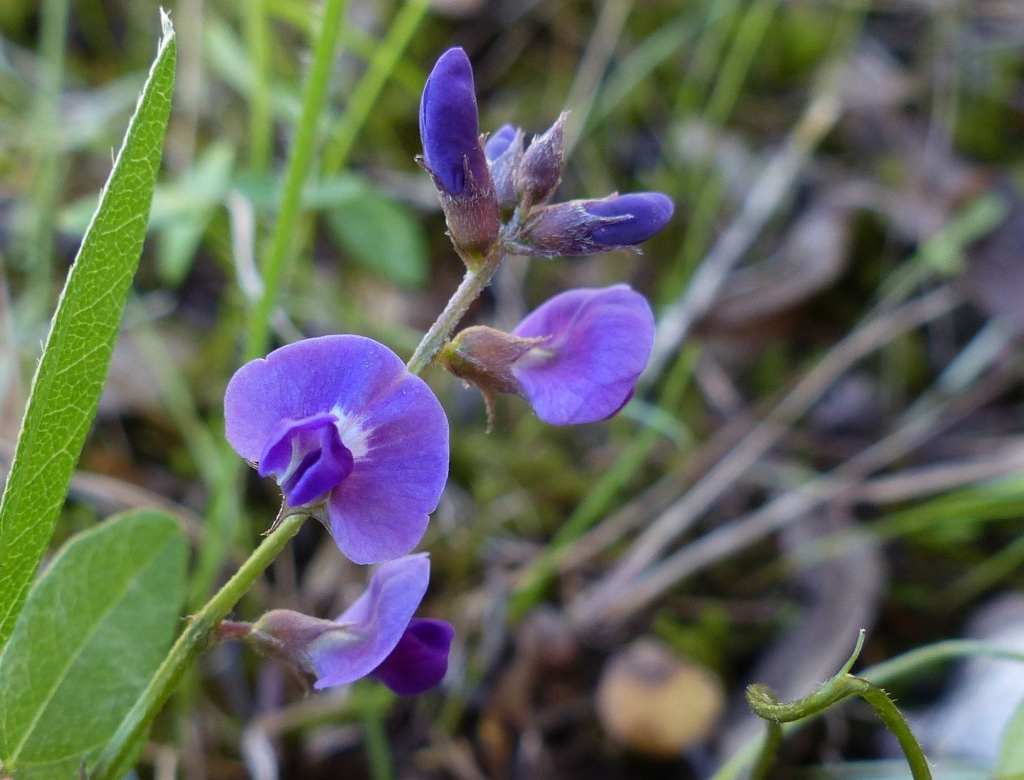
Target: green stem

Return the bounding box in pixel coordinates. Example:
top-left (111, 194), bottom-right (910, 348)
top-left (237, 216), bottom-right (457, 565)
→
top-left (245, 0), bottom-right (273, 172)
top-left (856, 680), bottom-right (933, 780)
top-left (26, 0), bottom-right (70, 306)
top-left (244, 0), bottom-right (351, 362)
top-left (746, 720), bottom-right (783, 780)
top-left (320, 0), bottom-right (432, 177)
top-left (90, 514), bottom-right (306, 780)
top-left (406, 249), bottom-right (505, 376)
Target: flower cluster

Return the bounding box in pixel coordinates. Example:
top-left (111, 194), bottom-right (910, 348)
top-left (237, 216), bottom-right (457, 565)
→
top-left (420, 47), bottom-right (668, 426)
top-left (220, 47), bottom-right (672, 699)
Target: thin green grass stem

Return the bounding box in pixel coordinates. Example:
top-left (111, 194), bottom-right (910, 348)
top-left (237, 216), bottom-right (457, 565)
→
top-left (91, 514), bottom-right (307, 780)
top-left (26, 0), bottom-right (70, 307)
top-left (320, 0), bottom-right (432, 178)
top-left (245, 0), bottom-right (274, 172)
top-left (244, 0), bottom-right (351, 363)
top-left (508, 344), bottom-right (698, 619)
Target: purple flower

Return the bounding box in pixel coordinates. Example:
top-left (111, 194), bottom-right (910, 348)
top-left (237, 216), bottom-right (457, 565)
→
top-left (440, 285), bottom-right (655, 426)
top-left (419, 47), bottom-right (500, 257)
top-left (250, 554), bottom-right (454, 695)
top-left (511, 285), bottom-right (655, 425)
top-left (519, 192), bottom-right (674, 256)
top-left (224, 335), bottom-right (449, 565)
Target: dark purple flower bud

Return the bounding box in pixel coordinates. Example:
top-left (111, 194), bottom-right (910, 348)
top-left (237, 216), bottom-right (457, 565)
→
top-left (442, 285), bottom-right (655, 426)
top-left (518, 112), bottom-right (567, 208)
top-left (519, 192), bottom-right (674, 256)
top-left (224, 335), bottom-right (450, 565)
top-left (419, 47), bottom-right (500, 258)
top-left (485, 123), bottom-right (519, 161)
top-left (245, 555), bottom-right (454, 696)
top-left (486, 123), bottom-right (524, 211)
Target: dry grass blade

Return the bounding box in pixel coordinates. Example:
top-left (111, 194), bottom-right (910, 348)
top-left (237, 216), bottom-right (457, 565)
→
top-left (644, 69), bottom-right (844, 385)
top-left (573, 318), bottom-right (1015, 630)
top-left (577, 285), bottom-right (959, 625)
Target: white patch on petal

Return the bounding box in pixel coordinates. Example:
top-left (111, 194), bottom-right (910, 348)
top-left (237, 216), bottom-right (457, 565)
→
top-left (332, 406), bottom-right (371, 460)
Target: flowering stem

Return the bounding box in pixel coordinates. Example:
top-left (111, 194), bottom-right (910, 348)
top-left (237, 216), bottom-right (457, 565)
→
top-left (91, 513), bottom-right (306, 780)
top-left (406, 248), bottom-right (505, 376)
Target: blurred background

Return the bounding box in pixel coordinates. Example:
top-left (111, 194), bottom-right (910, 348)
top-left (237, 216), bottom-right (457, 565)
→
top-left (4, 0), bottom-right (1024, 777)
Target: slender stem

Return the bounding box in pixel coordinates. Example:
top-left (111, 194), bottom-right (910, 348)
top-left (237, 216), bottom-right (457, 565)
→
top-left (856, 680), bottom-right (933, 780)
top-left (245, 0), bottom-right (351, 363)
top-left (90, 514), bottom-right (306, 780)
top-left (26, 0), bottom-right (70, 307)
top-left (406, 249), bottom-right (505, 376)
top-left (320, 0), bottom-right (432, 177)
top-left (245, 0), bottom-right (273, 172)
top-left (746, 721), bottom-right (783, 780)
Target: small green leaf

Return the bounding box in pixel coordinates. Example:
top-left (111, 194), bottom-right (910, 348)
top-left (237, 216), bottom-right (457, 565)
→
top-left (325, 182), bottom-right (429, 288)
top-left (0, 509), bottom-right (188, 780)
top-left (998, 697), bottom-right (1024, 779)
top-left (0, 17), bottom-right (176, 647)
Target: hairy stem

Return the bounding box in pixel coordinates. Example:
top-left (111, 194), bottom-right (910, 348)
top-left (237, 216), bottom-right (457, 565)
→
top-left (406, 248), bottom-right (505, 376)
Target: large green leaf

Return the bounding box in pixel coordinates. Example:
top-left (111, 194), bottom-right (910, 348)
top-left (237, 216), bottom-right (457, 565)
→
top-left (0, 509), bottom-right (188, 780)
top-left (0, 14), bottom-right (176, 646)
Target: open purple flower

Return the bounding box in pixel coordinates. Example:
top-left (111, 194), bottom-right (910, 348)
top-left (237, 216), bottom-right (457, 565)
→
top-left (224, 335), bottom-right (449, 565)
top-left (519, 192), bottom-right (674, 256)
top-left (249, 554), bottom-right (454, 695)
top-left (441, 285), bottom-right (655, 426)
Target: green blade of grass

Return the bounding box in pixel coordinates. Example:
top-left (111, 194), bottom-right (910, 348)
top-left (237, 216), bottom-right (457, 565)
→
top-left (0, 13), bottom-right (176, 648)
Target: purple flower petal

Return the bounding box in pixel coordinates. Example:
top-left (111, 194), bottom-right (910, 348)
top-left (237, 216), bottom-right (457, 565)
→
top-left (224, 335), bottom-right (449, 560)
top-left (371, 618), bottom-right (454, 695)
top-left (326, 370), bottom-right (450, 564)
top-left (419, 47), bottom-right (487, 197)
top-left (512, 285), bottom-right (655, 425)
top-left (311, 554), bottom-right (430, 689)
top-left (585, 192), bottom-right (674, 246)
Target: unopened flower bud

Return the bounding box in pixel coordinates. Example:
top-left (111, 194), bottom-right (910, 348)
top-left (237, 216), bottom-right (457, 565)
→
top-left (485, 123), bottom-right (524, 212)
top-left (518, 112), bottom-right (567, 209)
top-left (518, 192), bottom-right (674, 257)
top-left (419, 48), bottom-right (500, 259)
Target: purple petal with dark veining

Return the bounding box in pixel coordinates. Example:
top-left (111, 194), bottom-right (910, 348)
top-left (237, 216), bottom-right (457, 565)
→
top-left (512, 285), bottom-right (655, 425)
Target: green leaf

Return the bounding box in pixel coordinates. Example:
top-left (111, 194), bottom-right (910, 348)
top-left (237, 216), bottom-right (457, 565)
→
top-left (0, 16), bottom-right (176, 647)
top-left (0, 509), bottom-right (188, 780)
top-left (998, 697), bottom-right (1024, 779)
top-left (325, 181), bottom-right (429, 288)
